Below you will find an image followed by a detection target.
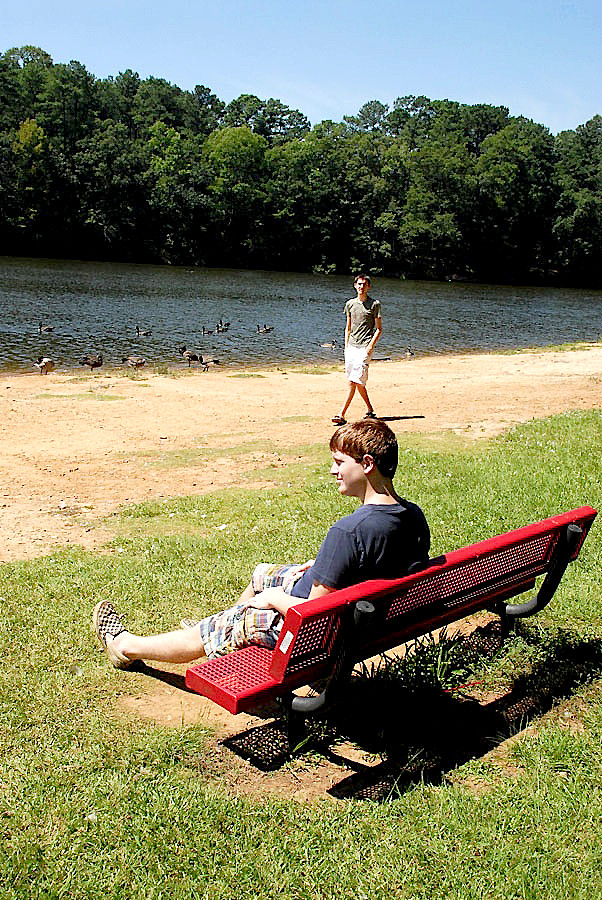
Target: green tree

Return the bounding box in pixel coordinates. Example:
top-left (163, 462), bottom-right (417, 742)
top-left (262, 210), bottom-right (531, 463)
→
top-left (475, 118), bottom-right (558, 280)
top-left (72, 121), bottom-right (150, 258)
top-left (203, 126), bottom-right (269, 264)
top-left (397, 140), bottom-right (475, 278)
top-left (97, 69), bottom-right (141, 139)
top-left (0, 52), bottom-right (23, 131)
top-left (344, 100), bottom-right (390, 132)
top-left (132, 76), bottom-right (190, 136)
top-left (8, 119), bottom-right (55, 241)
top-left (2, 46), bottom-right (54, 124)
top-left (224, 94), bottom-right (309, 144)
top-left (553, 116), bottom-right (602, 282)
top-left (188, 84), bottom-right (225, 135)
top-left (143, 122), bottom-right (213, 263)
top-left (37, 60), bottom-right (100, 156)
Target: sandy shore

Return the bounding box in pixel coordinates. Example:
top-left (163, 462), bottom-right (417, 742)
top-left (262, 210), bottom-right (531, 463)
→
top-left (1, 345), bottom-right (600, 561)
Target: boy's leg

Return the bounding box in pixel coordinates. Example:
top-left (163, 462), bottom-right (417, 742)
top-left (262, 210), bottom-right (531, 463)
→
top-left (93, 600), bottom-right (205, 667)
top-left (338, 381), bottom-right (356, 419)
top-left (356, 383), bottom-right (375, 414)
top-left (114, 627), bottom-right (205, 664)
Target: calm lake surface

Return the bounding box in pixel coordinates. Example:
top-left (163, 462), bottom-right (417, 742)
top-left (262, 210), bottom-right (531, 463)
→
top-left (1, 256), bottom-right (601, 373)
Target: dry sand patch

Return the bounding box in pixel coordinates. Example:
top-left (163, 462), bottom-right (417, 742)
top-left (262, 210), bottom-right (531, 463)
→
top-left (1, 345), bottom-right (600, 561)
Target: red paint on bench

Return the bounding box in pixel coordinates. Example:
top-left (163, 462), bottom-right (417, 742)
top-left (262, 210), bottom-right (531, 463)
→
top-left (185, 507), bottom-right (596, 715)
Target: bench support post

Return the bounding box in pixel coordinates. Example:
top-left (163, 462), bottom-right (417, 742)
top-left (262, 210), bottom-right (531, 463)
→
top-left (501, 523), bottom-right (583, 625)
top-left (280, 599), bottom-right (376, 750)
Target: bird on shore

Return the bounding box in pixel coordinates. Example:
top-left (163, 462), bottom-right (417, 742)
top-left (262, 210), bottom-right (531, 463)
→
top-left (178, 345), bottom-right (208, 370)
top-left (122, 355), bottom-right (146, 369)
top-left (80, 353), bottom-right (103, 371)
top-left (257, 324), bottom-right (273, 333)
top-left (33, 356), bottom-right (55, 375)
top-left (39, 322), bottom-right (53, 334)
top-left (136, 325), bottom-right (151, 336)
top-left (405, 347), bottom-right (415, 359)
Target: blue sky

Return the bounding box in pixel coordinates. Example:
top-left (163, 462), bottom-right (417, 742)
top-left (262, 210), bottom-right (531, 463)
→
top-left (3, 0), bottom-right (601, 134)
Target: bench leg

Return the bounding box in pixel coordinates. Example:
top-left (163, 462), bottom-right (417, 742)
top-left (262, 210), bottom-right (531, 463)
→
top-left (277, 695), bottom-right (308, 752)
top-left (279, 600), bottom-right (377, 752)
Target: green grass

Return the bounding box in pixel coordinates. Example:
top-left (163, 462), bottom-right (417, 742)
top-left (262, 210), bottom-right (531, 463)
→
top-left (1, 410), bottom-right (601, 898)
top-left (228, 372), bottom-right (266, 378)
top-left (288, 364), bottom-right (339, 375)
top-left (33, 391), bottom-right (127, 401)
top-left (500, 340), bottom-right (601, 354)
top-left (117, 441), bottom-right (323, 476)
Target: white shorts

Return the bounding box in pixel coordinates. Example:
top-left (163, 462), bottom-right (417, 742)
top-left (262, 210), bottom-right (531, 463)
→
top-left (345, 344), bottom-right (370, 386)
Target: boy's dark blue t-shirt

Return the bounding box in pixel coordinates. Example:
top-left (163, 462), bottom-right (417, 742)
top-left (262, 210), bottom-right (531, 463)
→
top-left (290, 500), bottom-right (430, 598)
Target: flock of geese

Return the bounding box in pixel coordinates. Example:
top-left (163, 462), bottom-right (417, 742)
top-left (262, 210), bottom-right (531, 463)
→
top-left (33, 319), bottom-right (412, 375)
top-left (31, 319), bottom-right (276, 374)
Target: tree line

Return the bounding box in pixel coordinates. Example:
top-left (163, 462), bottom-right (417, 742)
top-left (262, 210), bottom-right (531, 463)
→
top-left (2, 45), bottom-right (602, 286)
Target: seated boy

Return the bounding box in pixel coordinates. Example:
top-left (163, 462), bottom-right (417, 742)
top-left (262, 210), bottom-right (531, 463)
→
top-left (93, 419), bottom-right (430, 669)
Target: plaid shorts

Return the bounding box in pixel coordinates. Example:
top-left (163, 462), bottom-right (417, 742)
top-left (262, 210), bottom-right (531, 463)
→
top-left (198, 562), bottom-right (304, 659)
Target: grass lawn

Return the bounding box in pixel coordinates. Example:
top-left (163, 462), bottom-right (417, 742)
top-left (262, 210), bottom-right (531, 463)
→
top-left (1, 410), bottom-right (601, 899)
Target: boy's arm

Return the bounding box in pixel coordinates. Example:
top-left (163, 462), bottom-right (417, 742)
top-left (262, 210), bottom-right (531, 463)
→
top-left (367, 315), bottom-right (382, 355)
top-left (248, 582), bottom-right (335, 616)
top-left (344, 311), bottom-right (351, 348)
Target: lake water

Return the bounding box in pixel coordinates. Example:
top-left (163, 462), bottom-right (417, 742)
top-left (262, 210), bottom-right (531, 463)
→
top-left (1, 256), bottom-right (601, 373)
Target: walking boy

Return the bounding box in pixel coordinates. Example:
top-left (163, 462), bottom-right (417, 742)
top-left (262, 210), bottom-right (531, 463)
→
top-left (93, 420), bottom-right (430, 668)
top-left (332, 274), bottom-right (382, 426)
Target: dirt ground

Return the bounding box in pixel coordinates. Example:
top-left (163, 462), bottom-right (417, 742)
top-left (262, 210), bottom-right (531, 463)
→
top-left (3, 345), bottom-right (600, 799)
top-left (1, 344), bottom-right (600, 562)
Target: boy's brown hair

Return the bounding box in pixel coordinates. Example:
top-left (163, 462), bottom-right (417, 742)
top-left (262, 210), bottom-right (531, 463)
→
top-left (353, 273), bottom-right (372, 286)
top-left (330, 419), bottom-right (398, 479)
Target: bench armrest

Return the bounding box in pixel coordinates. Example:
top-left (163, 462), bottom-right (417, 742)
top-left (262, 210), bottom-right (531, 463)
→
top-left (503, 523), bottom-right (583, 619)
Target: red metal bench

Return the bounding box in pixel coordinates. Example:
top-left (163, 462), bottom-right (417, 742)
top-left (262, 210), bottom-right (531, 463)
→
top-left (186, 507), bottom-right (596, 735)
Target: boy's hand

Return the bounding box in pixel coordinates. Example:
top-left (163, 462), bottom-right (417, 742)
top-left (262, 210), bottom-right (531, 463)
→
top-left (247, 587), bottom-right (285, 610)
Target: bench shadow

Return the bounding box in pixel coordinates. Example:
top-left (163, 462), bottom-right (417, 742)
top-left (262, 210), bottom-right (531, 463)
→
top-left (222, 623), bottom-right (602, 799)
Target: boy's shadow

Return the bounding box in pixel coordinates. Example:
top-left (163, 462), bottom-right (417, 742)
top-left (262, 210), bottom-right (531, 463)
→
top-left (379, 415), bottom-right (425, 422)
top-left (222, 623), bottom-right (602, 800)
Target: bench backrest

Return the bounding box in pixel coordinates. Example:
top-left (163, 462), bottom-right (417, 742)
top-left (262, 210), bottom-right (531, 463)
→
top-left (269, 506), bottom-right (597, 686)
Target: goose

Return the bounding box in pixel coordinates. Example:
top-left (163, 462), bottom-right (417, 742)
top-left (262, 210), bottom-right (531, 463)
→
top-left (178, 346), bottom-right (208, 370)
top-left (122, 355), bottom-right (145, 369)
top-left (405, 347), bottom-right (415, 359)
top-left (320, 340), bottom-right (338, 349)
top-left (202, 326), bottom-right (214, 335)
top-left (257, 324), bottom-right (274, 334)
top-left (216, 319), bottom-right (230, 333)
top-left (33, 356), bottom-right (54, 375)
top-left (136, 325), bottom-right (151, 336)
top-left (80, 353), bottom-right (103, 371)
top-left (39, 322), bottom-right (53, 334)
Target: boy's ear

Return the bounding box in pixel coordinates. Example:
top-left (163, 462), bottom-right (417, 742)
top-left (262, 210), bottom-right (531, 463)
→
top-left (362, 454), bottom-right (375, 473)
